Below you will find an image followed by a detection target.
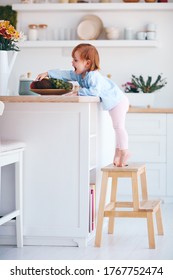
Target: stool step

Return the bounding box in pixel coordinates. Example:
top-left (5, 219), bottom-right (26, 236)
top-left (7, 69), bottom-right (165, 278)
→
top-left (139, 200), bottom-right (161, 212)
top-left (101, 162), bottom-right (146, 172)
top-left (105, 202), bottom-right (133, 211)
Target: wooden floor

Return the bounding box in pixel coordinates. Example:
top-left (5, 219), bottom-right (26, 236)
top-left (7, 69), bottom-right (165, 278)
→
top-left (0, 203), bottom-right (173, 260)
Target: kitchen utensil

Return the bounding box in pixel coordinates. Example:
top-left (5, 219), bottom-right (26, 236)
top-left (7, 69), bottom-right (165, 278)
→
top-left (77, 20), bottom-right (99, 40)
top-left (19, 73), bottom-right (36, 95)
top-left (105, 27), bottom-right (120, 40)
top-left (136, 31), bottom-right (146, 40)
top-left (146, 31), bottom-right (156, 40)
top-left (77, 14), bottom-right (103, 40)
top-left (30, 89), bottom-right (72, 95)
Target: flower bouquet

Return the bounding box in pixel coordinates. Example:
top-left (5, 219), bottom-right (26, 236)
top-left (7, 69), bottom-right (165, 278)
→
top-left (0, 20), bottom-right (22, 51)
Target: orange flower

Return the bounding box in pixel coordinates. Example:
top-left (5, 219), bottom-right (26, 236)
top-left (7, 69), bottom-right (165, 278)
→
top-left (0, 20), bottom-right (22, 51)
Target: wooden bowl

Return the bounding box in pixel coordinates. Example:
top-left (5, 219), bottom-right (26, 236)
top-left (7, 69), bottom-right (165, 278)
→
top-left (145, 0), bottom-right (157, 2)
top-left (123, 0), bottom-right (140, 2)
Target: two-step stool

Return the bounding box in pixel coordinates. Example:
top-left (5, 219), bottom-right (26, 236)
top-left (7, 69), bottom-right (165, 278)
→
top-left (95, 163), bottom-right (164, 249)
top-left (0, 141), bottom-right (26, 247)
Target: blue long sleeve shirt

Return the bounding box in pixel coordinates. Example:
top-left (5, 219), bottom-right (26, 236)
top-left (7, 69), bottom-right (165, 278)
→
top-left (48, 69), bottom-right (124, 111)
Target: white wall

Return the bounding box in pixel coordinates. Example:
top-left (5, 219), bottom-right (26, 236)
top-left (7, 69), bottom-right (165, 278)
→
top-left (1, 1), bottom-right (172, 108)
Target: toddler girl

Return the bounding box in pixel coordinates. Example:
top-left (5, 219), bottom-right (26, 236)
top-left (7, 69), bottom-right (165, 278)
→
top-left (36, 43), bottom-right (130, 167)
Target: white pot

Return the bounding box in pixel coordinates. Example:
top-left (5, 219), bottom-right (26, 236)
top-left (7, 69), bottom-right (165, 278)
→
top-left (126, 92), bottom-right (156, 107)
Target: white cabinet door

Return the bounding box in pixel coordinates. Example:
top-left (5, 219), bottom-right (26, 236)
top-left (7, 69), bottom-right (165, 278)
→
top-left (166, 114), bottom-right (173, 197)
top-left (129, 135), bottom-right (166, 163)
top-left (116, 163), bottom-right (166, 197)
top-left (125, 113), bottom-right (167, 199)
top-left (127, 113), bottom-right (166, 135)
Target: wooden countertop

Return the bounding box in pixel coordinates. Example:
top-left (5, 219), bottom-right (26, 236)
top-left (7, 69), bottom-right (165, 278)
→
top-left (1, 96), bottom-right (173, 113)
top-left (0, 95), bottom-right (100, 103)
top-left (128, 106), bottom-right (173, 113)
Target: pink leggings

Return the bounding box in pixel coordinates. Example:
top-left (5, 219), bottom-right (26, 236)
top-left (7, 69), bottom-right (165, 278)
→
top-left (109, 95), bottom-right (129, 150)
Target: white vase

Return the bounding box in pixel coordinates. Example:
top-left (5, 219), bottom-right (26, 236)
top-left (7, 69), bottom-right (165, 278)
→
top-left (126, 92), bottom-right (156, 107)
top-left (0, 51), bottom-right (18, 96)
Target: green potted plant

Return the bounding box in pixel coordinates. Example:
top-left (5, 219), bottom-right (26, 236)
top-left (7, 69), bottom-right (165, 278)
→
top-left (122, 74), bottom-right (167, 107)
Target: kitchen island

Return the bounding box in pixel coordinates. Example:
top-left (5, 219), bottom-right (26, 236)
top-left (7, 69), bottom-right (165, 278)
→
top-left (1, 96), bottom-right (173, 246)
top-left (0, 96), bottom-right (100, 247)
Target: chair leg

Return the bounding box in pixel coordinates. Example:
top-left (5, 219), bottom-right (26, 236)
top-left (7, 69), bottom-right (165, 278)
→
top-left (15, 155), bottom-right (23, 248)
top-left (95, 172), bottom-right (108, 247)
top-left (147, 212), bottom-right (155, 249)
top-left (108, 176), bottom-right (117, 234)
top-left (155, 206), bottom-right (164, 235)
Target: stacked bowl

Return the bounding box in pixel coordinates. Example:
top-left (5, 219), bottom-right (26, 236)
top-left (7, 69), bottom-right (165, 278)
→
top-left (105, 26), bottom-right (120, 40)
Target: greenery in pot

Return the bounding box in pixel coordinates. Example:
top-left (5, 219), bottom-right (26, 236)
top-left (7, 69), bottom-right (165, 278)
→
top-left (0, 5), bottom-right (17, 28)
top-left (122, 74), bottom-right (167, 93)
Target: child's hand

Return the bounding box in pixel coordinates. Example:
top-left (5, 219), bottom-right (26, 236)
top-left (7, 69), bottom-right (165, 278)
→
top-left (64, 91), bottom-right (78, 96)
top-left (36, 72), bottom-right (48, 81)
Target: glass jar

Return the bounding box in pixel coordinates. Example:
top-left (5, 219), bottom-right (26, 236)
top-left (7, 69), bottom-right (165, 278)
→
top-left (38, 24), bottom-right (48, 41)
top-left (28, 24), bottom-right (38, 41)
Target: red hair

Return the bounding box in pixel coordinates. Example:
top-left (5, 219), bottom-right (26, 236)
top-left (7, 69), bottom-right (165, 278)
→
top-left (72, 43), bottom-right (100, 71)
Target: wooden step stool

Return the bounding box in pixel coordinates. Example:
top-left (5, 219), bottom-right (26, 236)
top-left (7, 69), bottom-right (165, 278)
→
top-left (95, 163), bottom-right (164, 249)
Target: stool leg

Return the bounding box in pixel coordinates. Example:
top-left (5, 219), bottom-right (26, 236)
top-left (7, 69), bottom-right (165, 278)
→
top-left (131, 173), bottom-right (140, 210)
top-left (140, 167), bottom-right (148, 201)
top-left (155, 206), bottom-right (164, 235)
top-left (15, 153), bottom-right (23, 248)
top-left (147, 212), bottom-right (155, 249)
top-left (108, 176), bottom-right (117, 234)
top-left (95, 172), bottom-right (108, 247)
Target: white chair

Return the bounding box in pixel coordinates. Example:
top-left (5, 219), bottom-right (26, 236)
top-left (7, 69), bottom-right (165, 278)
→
top-left (0, 101), bottom-right (26, 247)
top-left (0, 101), bottom-right (4, 116)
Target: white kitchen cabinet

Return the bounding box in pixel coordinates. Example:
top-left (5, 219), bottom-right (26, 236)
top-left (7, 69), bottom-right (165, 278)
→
top-left (0, 99), bottom-right (99, 247)
top-left (166, 114), bottom-right (173, 198)
top-left (117, 113), bottom-right (167, 199)
top-left (12, 2), bottom-right (171, 48)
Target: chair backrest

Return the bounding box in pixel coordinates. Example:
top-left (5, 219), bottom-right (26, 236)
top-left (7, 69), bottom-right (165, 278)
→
top-left (0, 101), bottom-right (4, 116)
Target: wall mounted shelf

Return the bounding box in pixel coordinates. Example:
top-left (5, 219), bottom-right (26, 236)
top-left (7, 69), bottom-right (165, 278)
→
top-left (19, 39), bottom-right (158, 48)
top-left (12, 3), bottom-right (173, 12)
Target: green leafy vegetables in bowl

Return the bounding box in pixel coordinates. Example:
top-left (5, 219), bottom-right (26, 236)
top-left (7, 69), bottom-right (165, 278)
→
top-left (30, 78), bottom-right (73, 91)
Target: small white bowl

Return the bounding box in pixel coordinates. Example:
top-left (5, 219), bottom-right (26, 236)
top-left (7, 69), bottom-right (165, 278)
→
top-left (106, 31), bottom-right (120, 40)
top-left (105, 27), bottom-right (120, 40)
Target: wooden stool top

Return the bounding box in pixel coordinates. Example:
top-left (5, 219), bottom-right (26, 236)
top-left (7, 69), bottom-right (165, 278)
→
top-left (101, 163), bottom-right (146, 172)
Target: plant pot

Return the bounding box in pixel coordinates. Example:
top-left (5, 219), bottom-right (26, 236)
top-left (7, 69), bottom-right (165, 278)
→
top-left (126, 92), bottom-right (155, 108)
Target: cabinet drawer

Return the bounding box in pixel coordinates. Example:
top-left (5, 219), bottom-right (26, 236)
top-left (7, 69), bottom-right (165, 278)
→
top-left (127, 113), bottom-right (166, 135)
top-left (129, 135), bottom-right (166, 162)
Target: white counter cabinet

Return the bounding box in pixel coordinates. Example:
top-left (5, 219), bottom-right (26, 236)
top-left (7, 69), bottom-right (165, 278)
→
top-left (1, 98), bottom-right (173, 246)
top-left (167, 114), bottom-right (173, 197)
top-left (0, 99), bottom-right (99, 247)
top-left (116, 113), bottom-right (172, 202)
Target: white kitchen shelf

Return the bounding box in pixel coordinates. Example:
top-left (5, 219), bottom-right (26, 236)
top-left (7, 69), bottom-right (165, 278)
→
top-left (19, 39), bottom-right (158, 48)
top-left (12, 3), bottom-right (173, 12)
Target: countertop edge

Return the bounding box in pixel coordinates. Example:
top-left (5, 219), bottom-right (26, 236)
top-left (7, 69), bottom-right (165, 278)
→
top-left (0, 96), bottom-right (100, 103)
top-left (1, 96), bottom-right (173, 113)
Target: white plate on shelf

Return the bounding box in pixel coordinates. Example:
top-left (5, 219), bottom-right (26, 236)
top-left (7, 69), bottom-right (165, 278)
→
top-left (77, 19), bottom-right (100, 40)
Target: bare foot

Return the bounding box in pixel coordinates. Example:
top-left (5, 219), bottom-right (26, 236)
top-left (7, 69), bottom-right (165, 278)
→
top-left (116, 150), bottom-right (130, 167)
top-left (113, 148), bottom-right (120, 166)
